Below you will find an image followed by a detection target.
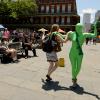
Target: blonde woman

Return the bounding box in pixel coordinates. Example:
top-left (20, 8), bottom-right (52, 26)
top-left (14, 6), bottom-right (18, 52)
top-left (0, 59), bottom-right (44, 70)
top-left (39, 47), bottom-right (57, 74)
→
top-left (45, 24), bottom-right (68, 81)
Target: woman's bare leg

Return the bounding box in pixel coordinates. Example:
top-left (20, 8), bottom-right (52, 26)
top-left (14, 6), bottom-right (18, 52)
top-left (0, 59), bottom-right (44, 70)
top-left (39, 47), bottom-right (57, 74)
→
top-left (47, 61), bottom-right (54, 76)
top-left (48, 61), bottom-right (58, 76)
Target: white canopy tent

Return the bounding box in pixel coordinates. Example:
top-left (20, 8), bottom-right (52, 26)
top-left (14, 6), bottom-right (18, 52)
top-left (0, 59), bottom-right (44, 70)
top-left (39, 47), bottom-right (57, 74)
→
top-left (0, 24), bottom-right (5, 29)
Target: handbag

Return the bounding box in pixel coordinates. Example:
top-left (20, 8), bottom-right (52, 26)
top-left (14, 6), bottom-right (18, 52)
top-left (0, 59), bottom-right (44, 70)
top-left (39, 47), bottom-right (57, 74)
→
top-left (53, 42), bottom-right (62, 52)
top-left (58, 58), bottom-right (65, 67)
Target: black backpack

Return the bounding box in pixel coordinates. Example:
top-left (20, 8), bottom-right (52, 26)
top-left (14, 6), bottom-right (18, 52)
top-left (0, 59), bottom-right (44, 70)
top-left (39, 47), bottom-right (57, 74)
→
top-left (42, 33), bottom-right (57, 53)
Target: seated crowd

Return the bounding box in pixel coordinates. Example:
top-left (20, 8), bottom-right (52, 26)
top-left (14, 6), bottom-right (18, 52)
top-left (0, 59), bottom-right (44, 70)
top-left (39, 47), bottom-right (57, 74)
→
top-left (0, 29), bottom-right (40, 63)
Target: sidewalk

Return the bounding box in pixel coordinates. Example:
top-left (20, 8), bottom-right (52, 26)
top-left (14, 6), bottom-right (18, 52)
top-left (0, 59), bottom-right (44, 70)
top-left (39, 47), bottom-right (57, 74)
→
top-left (0, 42), bottom-right (100, 100)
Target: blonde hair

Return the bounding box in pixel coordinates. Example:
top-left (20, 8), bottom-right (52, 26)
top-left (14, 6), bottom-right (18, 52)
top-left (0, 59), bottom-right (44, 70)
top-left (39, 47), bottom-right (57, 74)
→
top-left (50, 24), bottom-right (59, 33)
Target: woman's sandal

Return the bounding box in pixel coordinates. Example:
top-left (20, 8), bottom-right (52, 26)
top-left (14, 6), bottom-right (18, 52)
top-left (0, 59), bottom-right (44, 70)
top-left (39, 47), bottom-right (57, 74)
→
top-left (46, 75), bottom-right (52, 80)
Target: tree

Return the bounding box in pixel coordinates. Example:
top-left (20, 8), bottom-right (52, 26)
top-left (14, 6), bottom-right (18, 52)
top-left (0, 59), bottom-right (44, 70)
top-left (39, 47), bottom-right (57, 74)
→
top-left (96, 18), bottom-right (100, 35)
top-left (0, 1), bottom-right (10, 16)
top-left (0, 0), bottom-right (38, 18)
top-left (91, 18), bottom-right (100, 35)
top-left (96, 18), bottom-right (100, 28)
top-left (9, 0), bottom-right (37, 18)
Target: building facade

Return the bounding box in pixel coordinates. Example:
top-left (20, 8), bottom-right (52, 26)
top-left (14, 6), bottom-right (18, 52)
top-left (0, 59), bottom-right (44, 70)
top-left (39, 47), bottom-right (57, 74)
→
top-left (83, 13), bottom-right (91, 32)
top-left (0, 0), bottom-right (80, 32)
top-left (33, 0), bottom-right (80, 31)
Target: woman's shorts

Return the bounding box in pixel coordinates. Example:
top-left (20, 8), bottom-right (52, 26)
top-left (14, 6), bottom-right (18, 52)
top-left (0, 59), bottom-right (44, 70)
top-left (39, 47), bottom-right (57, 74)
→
top-left (46, 51), bottom-right (58, 62)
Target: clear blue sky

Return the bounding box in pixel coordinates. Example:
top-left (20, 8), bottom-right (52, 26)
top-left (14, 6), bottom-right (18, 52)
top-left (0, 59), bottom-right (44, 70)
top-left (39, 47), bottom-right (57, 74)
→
top-left (76, 0), bottom-right (99, 23)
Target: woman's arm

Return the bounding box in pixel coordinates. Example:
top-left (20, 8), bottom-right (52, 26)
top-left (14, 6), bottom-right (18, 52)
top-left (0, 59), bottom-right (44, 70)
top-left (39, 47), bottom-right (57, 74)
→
top-left (67, 31), bottom-right (76, 41)
top-left (56, 32), bottom-right (69, 43)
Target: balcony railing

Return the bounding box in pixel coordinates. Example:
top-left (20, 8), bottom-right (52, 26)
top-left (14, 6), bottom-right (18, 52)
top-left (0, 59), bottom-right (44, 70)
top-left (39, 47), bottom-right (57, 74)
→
top-left (33, 23), bottom-right (75, 26)
top-left (37, 12), bottom-right (77, 15)
top-left (38, 0), bottom-right (74, 4)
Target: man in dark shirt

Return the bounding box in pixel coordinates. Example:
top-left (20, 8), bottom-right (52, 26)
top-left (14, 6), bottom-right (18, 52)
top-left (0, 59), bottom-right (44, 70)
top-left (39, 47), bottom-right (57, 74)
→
top-left (22, 32), bottom-right (37, 58)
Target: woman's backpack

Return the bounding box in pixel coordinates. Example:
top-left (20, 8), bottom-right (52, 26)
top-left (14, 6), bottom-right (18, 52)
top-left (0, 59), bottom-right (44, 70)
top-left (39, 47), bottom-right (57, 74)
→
top-left (42, 33), bottom-right (57, 53)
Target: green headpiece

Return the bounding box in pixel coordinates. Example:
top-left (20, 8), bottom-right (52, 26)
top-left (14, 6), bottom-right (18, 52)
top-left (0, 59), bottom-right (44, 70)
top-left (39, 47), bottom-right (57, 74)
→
top-left (75, 23), bottom-right (83, 33)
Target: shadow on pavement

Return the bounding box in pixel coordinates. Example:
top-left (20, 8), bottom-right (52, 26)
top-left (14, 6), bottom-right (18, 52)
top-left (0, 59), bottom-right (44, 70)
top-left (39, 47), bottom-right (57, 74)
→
top-left (41, 78), bottom-right (70, 91)
top-left (41, 79), bottom-right (100, 100)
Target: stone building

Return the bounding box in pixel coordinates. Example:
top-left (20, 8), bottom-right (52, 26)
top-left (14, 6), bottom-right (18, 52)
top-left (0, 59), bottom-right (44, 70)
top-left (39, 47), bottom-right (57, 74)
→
top-left (33, 0), bottom-right (80, 31)
top-left (0, 0), bottom-right (80, 32)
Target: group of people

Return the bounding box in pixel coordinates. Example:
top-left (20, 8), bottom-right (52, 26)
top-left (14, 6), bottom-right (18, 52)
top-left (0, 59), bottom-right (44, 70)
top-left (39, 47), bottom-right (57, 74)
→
top-left (0, 28), bottom-right (39, 63)
top-left (0, 23), bottom-right (97, 88)
top-left (44, 23), bottom-right (97, 88)
top-left (0, 28), bottom-right (18, 62)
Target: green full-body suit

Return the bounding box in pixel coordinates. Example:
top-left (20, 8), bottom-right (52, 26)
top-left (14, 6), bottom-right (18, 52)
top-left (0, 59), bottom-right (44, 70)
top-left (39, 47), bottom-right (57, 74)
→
top-left (68, 23), bottom-right (97, 80)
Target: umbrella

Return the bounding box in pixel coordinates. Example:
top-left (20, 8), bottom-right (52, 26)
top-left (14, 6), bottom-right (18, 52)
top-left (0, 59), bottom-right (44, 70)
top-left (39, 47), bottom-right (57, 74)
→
top-left (38, 28), bottom-right (48, 32)
top-left (0, 24), bottom-right (5, 29)
top-left (58, 28), bottom-right (66, 34)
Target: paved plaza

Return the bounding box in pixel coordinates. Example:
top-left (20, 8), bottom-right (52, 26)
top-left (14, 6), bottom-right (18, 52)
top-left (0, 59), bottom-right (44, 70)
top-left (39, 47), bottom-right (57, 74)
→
top-left (0, 42), bottom-right (100, 100)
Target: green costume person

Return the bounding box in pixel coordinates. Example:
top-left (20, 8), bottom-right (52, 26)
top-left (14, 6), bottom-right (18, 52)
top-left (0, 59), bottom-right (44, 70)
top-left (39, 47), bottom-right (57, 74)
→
top-left (68, 23), bottom-right (97, 87)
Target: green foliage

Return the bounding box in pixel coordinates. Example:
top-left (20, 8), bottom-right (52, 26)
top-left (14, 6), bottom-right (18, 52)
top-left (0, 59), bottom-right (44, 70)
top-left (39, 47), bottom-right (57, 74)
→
top-left (90, 19), bottom-right (100, 35)
top-left (96, 20), bottom-right (100, 28)
top-left (90, 24), bottom-right (94, 32)
top-left (0, 0), bottom-right (37, 18)
top-left (0, 1), bottom-right (10, 16)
